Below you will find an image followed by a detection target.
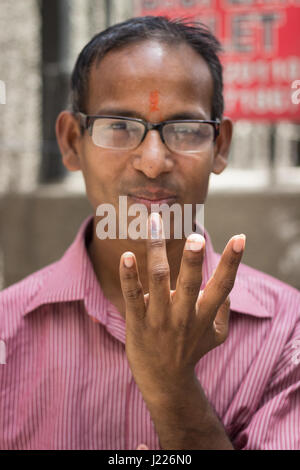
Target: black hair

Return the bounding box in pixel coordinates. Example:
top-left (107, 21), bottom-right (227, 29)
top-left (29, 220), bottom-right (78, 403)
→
top-left (70, 16), bottom-right (224, 121)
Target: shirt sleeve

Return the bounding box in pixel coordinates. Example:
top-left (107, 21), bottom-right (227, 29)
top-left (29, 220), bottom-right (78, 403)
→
top-left (234, 316), bottom-right (300, 450)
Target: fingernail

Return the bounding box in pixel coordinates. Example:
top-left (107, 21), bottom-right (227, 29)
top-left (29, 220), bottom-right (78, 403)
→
top-left (136, 443), bottom-right (149, 450)
top-left (123, 252), bottom-right (134, 268)
top-left (150, 212), bottom-right (160, 239)
top-left (232, 234), bottom-right (246, 253)
top-left (185, 233), bottom-right (205, 252)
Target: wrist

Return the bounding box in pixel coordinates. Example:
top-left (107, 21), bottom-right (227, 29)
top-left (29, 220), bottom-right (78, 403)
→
top-left (142, 372), bottom-right (203, 410)
top-left (137, 373), bottom-right (233, 450)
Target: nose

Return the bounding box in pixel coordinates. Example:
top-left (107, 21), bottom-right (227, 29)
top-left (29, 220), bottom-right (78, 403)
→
top-left (132, 130), bottom-right (174, 179)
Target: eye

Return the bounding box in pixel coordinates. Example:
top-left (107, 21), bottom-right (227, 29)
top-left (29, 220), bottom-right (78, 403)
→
top-left (109, 121), bottom-right (128, 130)
top-left (176, 126), bottom-right (192, 134)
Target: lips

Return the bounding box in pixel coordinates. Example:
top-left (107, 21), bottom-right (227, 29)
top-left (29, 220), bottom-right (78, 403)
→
top-left (128, 190), bottom-right (178, 210)
top-left (128, 187), bottom-right (177, 201)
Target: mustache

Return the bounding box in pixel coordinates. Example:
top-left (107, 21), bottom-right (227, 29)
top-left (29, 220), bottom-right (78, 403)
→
top-left (119, 179), bottom-right (180, 195)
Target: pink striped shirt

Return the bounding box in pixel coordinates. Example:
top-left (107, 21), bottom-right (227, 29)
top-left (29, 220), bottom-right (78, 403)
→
top-left (0, 215), bottom-right (299, 450)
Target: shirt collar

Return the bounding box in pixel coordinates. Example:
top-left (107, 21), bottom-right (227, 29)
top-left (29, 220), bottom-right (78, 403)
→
top-left (23, 215), bottom-right (272, 319)
top-left (23, 216), bottom-right (111, 324)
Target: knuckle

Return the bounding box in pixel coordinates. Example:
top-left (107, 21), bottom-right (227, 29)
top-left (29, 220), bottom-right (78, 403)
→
top-left (227, 255), bottom-right (240, 269)
top-left (185, 252), bottom-right (203, 268)
top-left (151, 265), bottom-right (170, 283)
top-left (149, 238), bottom-right (164, 249)
top-left (217, 277), bottom-right (235, 296)
top-left (124, 285), bottom-right (143, 301)
top-left (181, 281), bottom-right (200, 297)
top-left (122, 270), bottom-right (138, 281)
top-left (176, 319), bottom-right (193, 334)
top-left (148, 316), bottom-right (166, 330)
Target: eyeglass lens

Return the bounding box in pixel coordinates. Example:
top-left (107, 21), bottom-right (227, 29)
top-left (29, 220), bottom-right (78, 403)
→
top-left (91, 118), bottom-right (214, 152)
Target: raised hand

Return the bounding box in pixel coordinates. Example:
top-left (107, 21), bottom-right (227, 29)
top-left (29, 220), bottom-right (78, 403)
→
top-left (119, 212), bottom-right (245, 405)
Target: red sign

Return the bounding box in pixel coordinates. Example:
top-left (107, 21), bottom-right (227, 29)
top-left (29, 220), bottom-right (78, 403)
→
top-left (136, 0), bottom-right (300, 121)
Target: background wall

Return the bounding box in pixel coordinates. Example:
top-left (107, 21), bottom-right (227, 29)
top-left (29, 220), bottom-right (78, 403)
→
top-left (1, 187), bottom-right (299, 290)
top-left (0, 0), bottom-right (299, 291)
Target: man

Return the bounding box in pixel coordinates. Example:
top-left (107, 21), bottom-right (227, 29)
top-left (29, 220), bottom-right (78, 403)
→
top-left (0, 16), bottom-right (299, 450)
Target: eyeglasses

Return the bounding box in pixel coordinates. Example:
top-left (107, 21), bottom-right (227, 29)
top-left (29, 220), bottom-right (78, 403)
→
top-left (76, 112), bottom-right (220, 154)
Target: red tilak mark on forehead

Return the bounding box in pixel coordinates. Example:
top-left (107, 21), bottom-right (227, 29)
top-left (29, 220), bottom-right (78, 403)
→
top-left (149, 90), bottom-right (160, 112)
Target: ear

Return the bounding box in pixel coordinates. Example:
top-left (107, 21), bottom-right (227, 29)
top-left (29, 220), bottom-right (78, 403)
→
top-left (212, 117), bottom-right (233, 175)
top-left (55, 111), bottom-right (82, 171)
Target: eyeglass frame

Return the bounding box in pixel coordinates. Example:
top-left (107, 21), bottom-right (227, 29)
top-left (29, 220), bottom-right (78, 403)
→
top-left (75, 112), bottom-right (221, 151)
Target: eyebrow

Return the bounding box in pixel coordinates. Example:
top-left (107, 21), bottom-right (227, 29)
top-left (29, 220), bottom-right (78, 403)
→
top-left (93, 108), bottom-right (208, 121)
top-left (165, 112), bottom-right (208, 121)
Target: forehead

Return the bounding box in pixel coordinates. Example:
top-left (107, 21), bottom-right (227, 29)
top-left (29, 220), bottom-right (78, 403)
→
top-left (86, 40), bottom-right (214, 117)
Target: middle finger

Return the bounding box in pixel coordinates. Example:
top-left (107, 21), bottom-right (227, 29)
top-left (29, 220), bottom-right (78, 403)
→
top-left (172, 233), bottom-right (205, 318)
top-left (146, 212), bottom-right (171, 316)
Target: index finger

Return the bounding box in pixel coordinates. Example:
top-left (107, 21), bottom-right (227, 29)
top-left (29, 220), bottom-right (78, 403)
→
top-left (198, 234), bottom-right (246, 318)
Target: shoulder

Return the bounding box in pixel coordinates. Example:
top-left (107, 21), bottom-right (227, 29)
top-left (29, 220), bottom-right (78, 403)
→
top-left (0, 262), bottom-right (58, 331)
top-left (0, 215), bottom-right (93, 331)
top-left (237, 260), bottom-right (300, 319)
top-left (238, 260), bottom-right (299, 297)
top-left (215, 252), bottom-right (300, 320)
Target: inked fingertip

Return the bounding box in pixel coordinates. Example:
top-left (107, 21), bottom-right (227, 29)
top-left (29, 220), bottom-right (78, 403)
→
top-left (123, 252), bottom-right (134, 268)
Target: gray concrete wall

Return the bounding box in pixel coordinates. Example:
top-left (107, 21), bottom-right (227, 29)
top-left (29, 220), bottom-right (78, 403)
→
top-left (0, 189), bottom-right (299, 291)
top-left (0, 0), bottom-right (41, 194)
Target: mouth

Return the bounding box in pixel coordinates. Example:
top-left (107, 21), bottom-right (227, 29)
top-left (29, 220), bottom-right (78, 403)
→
top-left (128, 188), bottom-right (178, 209)
top-left (128, 194), bottom-right (177, 208)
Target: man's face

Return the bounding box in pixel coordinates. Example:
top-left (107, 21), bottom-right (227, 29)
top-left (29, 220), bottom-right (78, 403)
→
top-left (71, 40), bottom-right (227, 226)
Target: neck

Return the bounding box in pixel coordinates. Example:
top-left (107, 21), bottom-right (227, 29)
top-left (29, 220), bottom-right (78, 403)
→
top-left (87, 217), bottom-right (186, 317)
